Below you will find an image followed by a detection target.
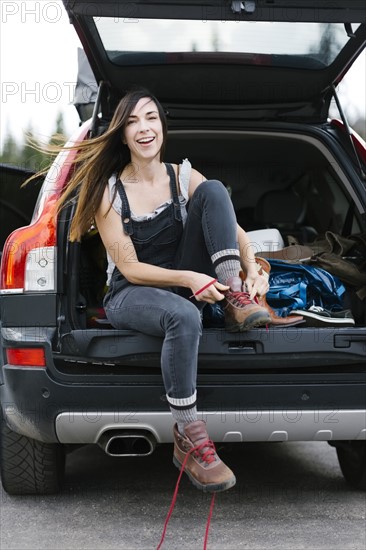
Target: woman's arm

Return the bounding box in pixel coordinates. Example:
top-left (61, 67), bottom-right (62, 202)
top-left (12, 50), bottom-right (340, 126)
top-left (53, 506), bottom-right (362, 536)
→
top-left (186, 171), bottom-right (268, 298)
top-left (95, 186), bottom-right (228, 303)
top-left (237, 224), bottom-right (269, 298)
top-left (187, 168), bottom-right (206, 197)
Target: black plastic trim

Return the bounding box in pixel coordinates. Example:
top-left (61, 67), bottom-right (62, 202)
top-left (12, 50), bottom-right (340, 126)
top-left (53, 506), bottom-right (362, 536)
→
top-left (1, 365), bottom-right (365, 443)
top-left (65, 1), bottom-right (366, 23)
top-left (0, 294), bottom-right (57, 327)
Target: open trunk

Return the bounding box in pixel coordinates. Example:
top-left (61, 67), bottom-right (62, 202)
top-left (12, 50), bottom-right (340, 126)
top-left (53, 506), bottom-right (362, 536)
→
top-left (57, 124), bottom-right (366, 378)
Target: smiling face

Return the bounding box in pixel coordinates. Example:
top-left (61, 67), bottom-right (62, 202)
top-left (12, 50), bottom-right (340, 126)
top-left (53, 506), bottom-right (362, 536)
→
top-left (123, 97), bottom-right (164, 163)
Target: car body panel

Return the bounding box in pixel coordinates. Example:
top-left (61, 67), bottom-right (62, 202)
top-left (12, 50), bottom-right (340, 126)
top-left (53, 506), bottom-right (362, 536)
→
top-left (0, 165), bottom-right (40, 254)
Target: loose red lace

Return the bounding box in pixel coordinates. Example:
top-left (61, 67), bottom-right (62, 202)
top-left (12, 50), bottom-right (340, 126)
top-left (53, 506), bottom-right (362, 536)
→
top-left (156, 440), bottom-right (217, 550)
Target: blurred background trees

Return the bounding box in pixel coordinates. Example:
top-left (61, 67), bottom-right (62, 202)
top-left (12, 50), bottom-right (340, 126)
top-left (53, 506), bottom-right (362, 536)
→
top-left (0, 111), bottom-right (66, 172)
top-left (0, 109), bottom-right (365, 174)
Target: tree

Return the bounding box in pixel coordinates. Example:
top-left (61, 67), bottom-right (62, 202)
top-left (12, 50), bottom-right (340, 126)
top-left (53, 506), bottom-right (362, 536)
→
top-left (0, 132), bottom-right (21, 166)
top-left (48, 111), bottom-right (67, 148)
top-left (19, 123), bottom-right (50, 172)
top-left (55, 111), bottom-right (65, 135)
top-left (0, 112), bottom-right (67, 171)
top-left (309, 23), bottom-right (341, 65)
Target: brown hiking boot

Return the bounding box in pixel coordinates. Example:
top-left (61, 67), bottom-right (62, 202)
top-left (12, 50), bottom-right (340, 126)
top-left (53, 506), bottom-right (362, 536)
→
top-left (254, 257), bottom-right (305, 327)
top-left (222, 274), bottom-right (271, 332)
top-left (173, 421), bottom-right (236, 493)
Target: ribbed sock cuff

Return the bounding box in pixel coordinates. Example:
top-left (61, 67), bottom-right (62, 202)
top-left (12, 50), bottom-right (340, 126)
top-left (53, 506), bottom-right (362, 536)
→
top-left (166, 391), bottom-right (197, 410)
top-left (211, 249), bottom-right (241, 283)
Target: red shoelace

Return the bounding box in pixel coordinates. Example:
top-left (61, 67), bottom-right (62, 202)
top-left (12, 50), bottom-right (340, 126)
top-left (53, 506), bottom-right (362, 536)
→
top-left (156, 440), bottom-right (217, 550)
top-left (225, 290), bottom-right (259, 307)
top-left (225, 291), bottom-right (269, 331)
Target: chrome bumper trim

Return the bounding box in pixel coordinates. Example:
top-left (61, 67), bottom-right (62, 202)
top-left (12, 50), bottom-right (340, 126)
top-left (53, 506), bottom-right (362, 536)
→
top-left (55, 410), bottom-right (366, 444)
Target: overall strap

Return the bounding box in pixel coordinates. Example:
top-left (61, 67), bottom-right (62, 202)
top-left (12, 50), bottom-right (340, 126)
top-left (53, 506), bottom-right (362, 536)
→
top-left (165, 163), bottom-right (182, 222)
top-left (116, 178), bottom-right (134, 236)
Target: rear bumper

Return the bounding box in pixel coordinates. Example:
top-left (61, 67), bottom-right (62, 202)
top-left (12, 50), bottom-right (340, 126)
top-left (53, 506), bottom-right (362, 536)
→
top-left (1, 361), bottom-right (365, 444)
top-left (1, 326), bottom-right (366, 444)
top-left (55, 410), bottom-right (366, 445)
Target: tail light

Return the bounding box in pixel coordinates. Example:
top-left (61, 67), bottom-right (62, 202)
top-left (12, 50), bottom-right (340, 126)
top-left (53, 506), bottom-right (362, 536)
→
top-left (0, 123), bottom-right (90, 294)
top-left (0, 201), bottom-right (57, 293)
top-left (6, 347), bottom-right (46, 367)
top-left (25, 246), bottom-right (57, 291)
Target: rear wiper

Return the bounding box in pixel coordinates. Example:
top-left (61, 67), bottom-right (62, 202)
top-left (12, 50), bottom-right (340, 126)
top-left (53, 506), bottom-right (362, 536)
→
top-left (231, 1), bottom-right (256, 14)
top-left (344, 23), bottom-right (356, 38)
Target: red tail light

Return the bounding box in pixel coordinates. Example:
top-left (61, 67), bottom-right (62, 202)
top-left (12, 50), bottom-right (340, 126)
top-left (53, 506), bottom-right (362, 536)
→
top-left (0, 123), bottom-right (90, 293)
top-left (0, 206), bottom-right (57, 292)
top-left (6, 348), bottom-right (46, 367)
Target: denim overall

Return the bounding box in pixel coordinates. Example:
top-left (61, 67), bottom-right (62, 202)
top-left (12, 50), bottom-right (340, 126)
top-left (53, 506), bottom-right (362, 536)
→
top-left (107, 163), bottom-right (184, 293)
top-left (104, 164), bottom-right (238, 399)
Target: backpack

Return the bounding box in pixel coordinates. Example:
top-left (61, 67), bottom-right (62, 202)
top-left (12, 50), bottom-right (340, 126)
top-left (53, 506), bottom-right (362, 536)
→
top-left (266, 259), bottom-right (346, 317)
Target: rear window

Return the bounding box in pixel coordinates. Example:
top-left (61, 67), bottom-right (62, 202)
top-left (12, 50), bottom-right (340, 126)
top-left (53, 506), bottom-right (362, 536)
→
top-left (94, 18), bottom-right (360, 69)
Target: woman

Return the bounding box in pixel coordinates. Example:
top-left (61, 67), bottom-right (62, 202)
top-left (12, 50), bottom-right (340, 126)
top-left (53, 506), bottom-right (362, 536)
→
top-left (58, 88), bottom-right (270, 493)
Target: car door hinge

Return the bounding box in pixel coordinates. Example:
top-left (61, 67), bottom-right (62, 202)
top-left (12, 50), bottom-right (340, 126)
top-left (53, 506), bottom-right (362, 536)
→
top-left (231, 1), bottom-right (256, 14)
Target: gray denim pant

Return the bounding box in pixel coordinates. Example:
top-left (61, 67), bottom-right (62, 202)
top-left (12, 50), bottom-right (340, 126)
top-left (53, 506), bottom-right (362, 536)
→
top-left (104, 180), bottom-right (238, 399)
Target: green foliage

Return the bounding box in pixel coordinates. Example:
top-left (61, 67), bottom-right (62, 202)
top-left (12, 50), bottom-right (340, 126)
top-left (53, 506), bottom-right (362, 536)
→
top-left (0, 112), bottom-right (67, 172)
top-left (1, 132), bottom-right (20, 166)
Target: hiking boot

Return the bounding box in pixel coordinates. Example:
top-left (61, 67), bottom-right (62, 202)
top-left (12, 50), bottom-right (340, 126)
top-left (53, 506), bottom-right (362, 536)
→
top-left (222, 274), bottom-right (271, 331)
top-left (173, 421), bottom-right (236, 493)
top-left (257, 294), bottom-right (305, 326)
top-left (254, 257), bottom-right (305, 327)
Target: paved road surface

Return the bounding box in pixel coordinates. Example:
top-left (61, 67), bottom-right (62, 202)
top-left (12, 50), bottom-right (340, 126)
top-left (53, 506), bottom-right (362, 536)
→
top-left (1, 441), bottom-right (365, 549)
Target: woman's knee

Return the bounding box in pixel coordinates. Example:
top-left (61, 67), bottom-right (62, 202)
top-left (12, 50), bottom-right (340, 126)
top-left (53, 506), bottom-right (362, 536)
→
top-left (193, 180), bottom-right (230, 204)
top-left (193, 179), bottom-right (228, 201)
top-left (166, 299), bottom-right (202, 335)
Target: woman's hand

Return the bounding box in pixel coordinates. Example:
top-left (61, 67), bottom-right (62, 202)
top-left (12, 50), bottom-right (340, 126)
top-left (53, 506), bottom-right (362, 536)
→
top-left (244, 272), bottom-right (269, 300)
top-left (189, 273), bottom-right (229, 304)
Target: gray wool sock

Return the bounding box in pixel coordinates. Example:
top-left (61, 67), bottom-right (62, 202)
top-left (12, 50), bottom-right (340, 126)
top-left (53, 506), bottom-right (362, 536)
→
top-left (170, 405), bottom-right (198, 436)
top-left (211, 249), bottom-right (241, 284)
top-left (166, 391), bottom-right (198, 436)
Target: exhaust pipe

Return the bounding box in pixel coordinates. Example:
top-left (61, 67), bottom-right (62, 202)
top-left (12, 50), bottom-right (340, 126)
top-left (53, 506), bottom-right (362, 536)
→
top-left (98, 430), bottom-right (156, 457)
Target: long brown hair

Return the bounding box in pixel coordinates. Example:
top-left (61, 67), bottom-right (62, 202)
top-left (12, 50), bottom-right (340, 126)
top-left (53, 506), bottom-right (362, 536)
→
top-left (56, 88), bottom-right (167, 241)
